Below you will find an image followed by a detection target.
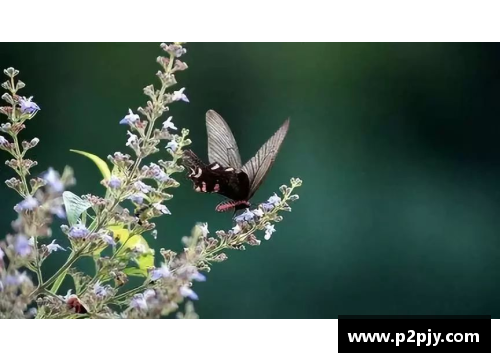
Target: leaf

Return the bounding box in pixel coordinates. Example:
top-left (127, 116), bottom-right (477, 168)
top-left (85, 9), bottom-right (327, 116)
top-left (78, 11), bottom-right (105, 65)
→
top-left (123, 267), bottom-right (148, 277)
top-left (62, 191), bottom-right (92, 226)
top-left (70, 149), bottom-right (111, 181)
top-left (108, 226), bottom-right (154, 275)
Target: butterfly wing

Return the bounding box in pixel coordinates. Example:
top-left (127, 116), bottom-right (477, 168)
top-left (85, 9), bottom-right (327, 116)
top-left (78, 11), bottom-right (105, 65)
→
top-left (206, 110), bottom-right (242, 170)
top-left (241, 119), bottom-right (290, 199)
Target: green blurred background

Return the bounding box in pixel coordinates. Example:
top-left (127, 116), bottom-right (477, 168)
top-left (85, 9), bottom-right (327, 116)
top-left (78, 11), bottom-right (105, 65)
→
top-left (1, 43), bottom-right (500, 318)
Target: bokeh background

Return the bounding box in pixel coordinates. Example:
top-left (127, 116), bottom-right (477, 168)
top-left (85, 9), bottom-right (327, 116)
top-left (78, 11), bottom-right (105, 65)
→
top-left (1, 43), bottom-right (500, 318)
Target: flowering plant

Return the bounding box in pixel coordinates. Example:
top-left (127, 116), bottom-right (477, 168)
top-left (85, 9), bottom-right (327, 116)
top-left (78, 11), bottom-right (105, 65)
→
top-left (0, 43), bottom-right (302, 319)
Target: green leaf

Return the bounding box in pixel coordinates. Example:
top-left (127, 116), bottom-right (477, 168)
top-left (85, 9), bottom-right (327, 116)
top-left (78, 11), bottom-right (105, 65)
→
top-left (109, 227), bottom-right (154, 276)
top-left (123, 267), bottom-right (149, 277)
top-left (62, 191), bottom-right (92, 226)
top-left (70, 149), bottom-right (111, 181)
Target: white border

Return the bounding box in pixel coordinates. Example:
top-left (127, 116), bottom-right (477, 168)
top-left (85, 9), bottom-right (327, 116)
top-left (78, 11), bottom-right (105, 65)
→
top-left (0, 319), bottom-right (497, 360)
top-left (0, 1), bottom-right (499, 41)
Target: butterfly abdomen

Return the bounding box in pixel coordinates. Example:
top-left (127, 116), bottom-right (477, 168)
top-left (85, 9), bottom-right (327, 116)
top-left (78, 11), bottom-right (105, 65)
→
top-left (216, 200), bottom-right (250, 212)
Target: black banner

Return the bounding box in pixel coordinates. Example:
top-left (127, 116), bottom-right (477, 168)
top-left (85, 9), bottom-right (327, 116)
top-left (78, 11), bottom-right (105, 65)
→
top-left (338, 315), bottom-right (491, 353)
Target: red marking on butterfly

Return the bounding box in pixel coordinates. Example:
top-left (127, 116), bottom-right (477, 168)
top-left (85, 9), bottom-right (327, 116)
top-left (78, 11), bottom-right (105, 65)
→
top-left (216, 200), bottom-right (251, 212)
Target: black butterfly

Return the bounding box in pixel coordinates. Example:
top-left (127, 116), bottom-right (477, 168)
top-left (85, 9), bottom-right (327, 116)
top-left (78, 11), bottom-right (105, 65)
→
top-left (183, 110), bottom-right (289, 212)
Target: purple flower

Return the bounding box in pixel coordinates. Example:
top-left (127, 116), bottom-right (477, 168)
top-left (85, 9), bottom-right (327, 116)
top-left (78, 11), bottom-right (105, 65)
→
top-left (130, 294), bottom-right (148, 310)
top-left (162, 116), bottom-right (177, 131)
top-left (15, 235), bottom-right (33, 256)
top-left (166, 139), bottom-right (178, 152)
top-left (128, 193), bottom-right (145, 205)
top-left (234, 209), bottom-right (254, 223)
top-left (200, 223), bottom-right (209, 238)
top-left (180, 285), bottom-right (198, 300)
top-left (143, 289), bottom-right (156, 300)
top-left (190, 270), bottom-right (206, 282)
top-left (93, 282), bottom-right (111, 298)
top-left (0, 136), bottom-right (9, 146)
top-left (133, 181), bottom-right (151, 194)
top-left (50, 204), bottom-right (66, 219)
top-left (46, 240), bottom-right (65, 253)
top-left (4, 272), bottom-right (30, 286)
top-left (108, 176), bottom-right (122, 189)
top-left (264, 223), bottom-right (276, 240)
top-left (148, 163), bottom-right (170, 182)
top-left (153, 202), bottom-right (170, 215)
top-left (252, 208), bottom-right (264, 218)
top-left (268, 193), bottom-right (281, 205)
top-left (172, 87), bottom-right (189, 102)
top-left (102, 234), bottom-right (116, 247)
top-left (43, 168), bottom-right (64, 193)
top-left (68, 224), bottom-right (90, 239)
top-left (120, 109), bottom-right (140, 125)
top-left (14, 196), bottom-right (39, 212)
top-left (261, 202), bottom-right (274, 212)
top-left (19, 96), bottom-right (40, 114)
top-left (126, 131), bottom-right (139, 147)
top-left (0, 248), bottom-right (5, 262)
top-left (232, 224), bottom-right (242, 234)
top-left (150, 264), bottom-right (171, 281)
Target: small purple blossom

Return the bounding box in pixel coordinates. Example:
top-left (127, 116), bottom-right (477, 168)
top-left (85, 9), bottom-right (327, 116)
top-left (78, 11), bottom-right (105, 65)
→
top-left (150, 264), bottom-right (171, 281)
top-left (46, 240), bottom-right (65, 253)
top-left (190, 270), bottom-right (207, 282)
top-left (148, 163), bottom-right (170, 182)
top-left (14, 196), bottom-right (39, 212)
top-left (234, 209), bottom-right (254, 223)
top-left (166, 139), bottom-right (178, 152)
top-left (134, 181), bottom-right (151, 194)
top-left (50, 204), bottom-right (66, 219)
top-left (180, 285), bottom-right (198, 300)
top-left (102, 234), bottom-right (116, 247)
top-left (172, 87), bottom-right (189, 103)
top-left (268, 193), bottom-right (281, 205)
top-left (252, 208), bottom-right (264, 218)
top-left (15, 235), bottom-right (33, 257)
top-left (120, 109), bottom-right (140, 125)
top-left (162, 116), bottom-right (177, 131)
top-left (128, 193), bottom-right (145, 205)
top-left (19, 96), bottom-right (40, 114)
top-left (200, 223), bottom-right (209, 238)
top-left (108, 176), bottom-right (122, 189)
top-left (143, 289), bottom-right (156, 300)
top-left (0, 135), bottom-right (8, 146)
top-left (43, 168), bottom-right (64, 193)
top-left (126, 131), bottom-right (139, 147)
top-left (261, 202), bottom-right (274, 211)
top-left (232, 224), bottom-right (242, 234)
top-left (264, 223), bottom-right (276, 240)
top-left (4, 272), bottom-right (30, 286)
top-left (68, 224), bottom-right (90, 239)
top-left (94, 282), bottom-right (111, 298)
top-left (130, 294), bottom-right (148, 310)
top-left (153, 202), bottom-right (171, 215)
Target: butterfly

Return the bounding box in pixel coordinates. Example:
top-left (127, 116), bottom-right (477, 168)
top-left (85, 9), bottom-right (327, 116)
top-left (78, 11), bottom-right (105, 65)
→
top-left (183, 110), bottom-right (289, 213)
